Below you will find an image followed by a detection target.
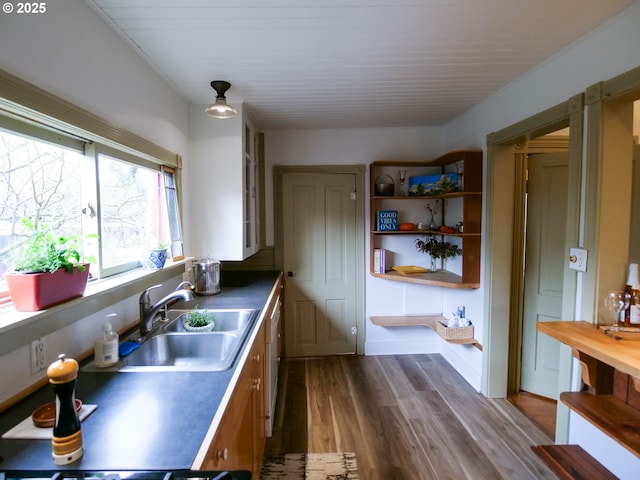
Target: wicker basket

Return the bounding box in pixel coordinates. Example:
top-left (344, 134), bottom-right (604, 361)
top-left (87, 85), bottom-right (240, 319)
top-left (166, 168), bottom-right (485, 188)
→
top-left (436, 320), bottom-right (474, 340)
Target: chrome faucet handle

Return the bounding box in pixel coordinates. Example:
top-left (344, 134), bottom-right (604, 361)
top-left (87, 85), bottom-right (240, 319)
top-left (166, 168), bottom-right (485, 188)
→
top-left (139, 284), bottom-right (163, 307)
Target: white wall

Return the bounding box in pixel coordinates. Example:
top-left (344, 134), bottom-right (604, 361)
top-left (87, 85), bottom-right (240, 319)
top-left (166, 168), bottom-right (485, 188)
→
top-left (443, 2), bottom-right (640, 477)
top-left (0, 0), bottom-right (191, 404)
top-left (263, 127), bottom-right (489, 384)
top-left (0, 0), bottom-right (190, 157)
top-left (445, 2), bottom-right (640, 149)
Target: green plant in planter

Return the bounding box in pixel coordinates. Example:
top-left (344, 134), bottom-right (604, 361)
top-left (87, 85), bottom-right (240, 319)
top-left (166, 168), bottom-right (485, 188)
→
top-left (12, 218), bottom-right (93, 273)
top-left (415, 235), bottom-right (462, 260)
top-left (185, 305), bottom-right (215, 328)
top-left (146, 238), bottom-right (170, 250)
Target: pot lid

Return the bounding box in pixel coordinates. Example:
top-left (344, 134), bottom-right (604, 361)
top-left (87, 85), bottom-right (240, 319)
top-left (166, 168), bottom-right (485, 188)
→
top-left (195, 256), bottom-right (219, 265)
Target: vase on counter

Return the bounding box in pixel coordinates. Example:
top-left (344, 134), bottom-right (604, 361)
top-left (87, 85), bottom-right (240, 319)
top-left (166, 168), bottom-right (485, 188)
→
top-left (140, 248), bottom-right (167, 269)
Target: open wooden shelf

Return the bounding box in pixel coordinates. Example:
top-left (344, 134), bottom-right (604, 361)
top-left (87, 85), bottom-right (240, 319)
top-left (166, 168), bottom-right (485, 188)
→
top-left (370, 151), bottom-right (482, 289)
top-left (537, 320), bottom-right (640, 459)
top-left (560, 392), bottom-right (640, 458)
top-left (371, 191), bottom-right (482, 201)
top-left (370, 315), bottom-right (482, 349)
top-left (371, 270), bottom-right (480, 289)
top-left (532, 445), bottom-right (617, 480)
top-left (372, 230), bottom-right (481, 237)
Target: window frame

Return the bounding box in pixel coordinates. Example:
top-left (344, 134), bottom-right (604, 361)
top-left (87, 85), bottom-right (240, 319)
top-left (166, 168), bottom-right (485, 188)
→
top-left (0, 68), bottom-right (185, 313)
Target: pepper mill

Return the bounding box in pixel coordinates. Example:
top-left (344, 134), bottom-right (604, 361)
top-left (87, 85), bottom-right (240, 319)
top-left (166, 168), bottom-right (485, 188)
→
top-left (47, 353), bottom-right (83, 465)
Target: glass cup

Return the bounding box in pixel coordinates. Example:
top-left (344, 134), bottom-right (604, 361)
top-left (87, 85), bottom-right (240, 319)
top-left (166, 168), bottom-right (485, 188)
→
top-left (604, 290), bottom-right (631, 331)
top-left (398, 170), bottom-right (407, 196)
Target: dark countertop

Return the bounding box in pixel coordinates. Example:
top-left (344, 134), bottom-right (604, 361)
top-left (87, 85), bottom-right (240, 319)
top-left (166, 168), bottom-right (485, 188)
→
top-left (0, 270), bottom-right (281, 471)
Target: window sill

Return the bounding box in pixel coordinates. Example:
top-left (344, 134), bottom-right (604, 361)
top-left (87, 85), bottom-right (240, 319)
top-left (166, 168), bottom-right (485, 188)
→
top-left (0, 259), bottom-right (190, 358)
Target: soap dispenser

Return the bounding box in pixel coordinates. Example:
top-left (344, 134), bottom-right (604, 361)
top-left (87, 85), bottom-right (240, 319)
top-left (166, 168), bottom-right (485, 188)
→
top-left (94, 313), bottom-right (119, 367)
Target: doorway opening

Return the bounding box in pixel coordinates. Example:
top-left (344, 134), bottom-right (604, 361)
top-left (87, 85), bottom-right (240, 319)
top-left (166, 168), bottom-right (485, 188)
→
top-left (483, 95), bottom-right (584, 444)
top-left (508, 135), bottom-right (570, 441)
top-left (507, 391), bottom-right (556, 439)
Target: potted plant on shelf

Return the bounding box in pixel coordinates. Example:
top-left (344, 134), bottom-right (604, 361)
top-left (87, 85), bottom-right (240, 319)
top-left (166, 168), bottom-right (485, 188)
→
top-left (415, 235), bottom-right (462, 272)
top-left (183, 305), bottom-right (215, 332)
top-left (5, 218), bottom-right (93, 312)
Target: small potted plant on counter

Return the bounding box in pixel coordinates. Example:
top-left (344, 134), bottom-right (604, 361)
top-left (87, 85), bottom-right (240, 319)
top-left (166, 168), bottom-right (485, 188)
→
top-left (5, 218), bottom-right (94, 311)
top-left (415, 235), bottom-right (462, 272)
top-left (183, 305), bottom-right (215, 332)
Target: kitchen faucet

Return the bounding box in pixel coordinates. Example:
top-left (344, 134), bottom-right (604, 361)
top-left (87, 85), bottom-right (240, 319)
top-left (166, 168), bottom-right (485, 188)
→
top-left (139, 282), bottom-right (194, 338)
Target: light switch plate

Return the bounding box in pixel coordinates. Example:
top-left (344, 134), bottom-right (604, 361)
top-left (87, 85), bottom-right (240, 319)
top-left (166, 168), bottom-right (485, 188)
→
top-left (569, 247), bottom-right (588, 272)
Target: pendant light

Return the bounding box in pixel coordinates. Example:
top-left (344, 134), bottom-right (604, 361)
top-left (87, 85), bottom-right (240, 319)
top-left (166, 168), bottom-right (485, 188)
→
top-left (205, 80), bottom-right (237, 119)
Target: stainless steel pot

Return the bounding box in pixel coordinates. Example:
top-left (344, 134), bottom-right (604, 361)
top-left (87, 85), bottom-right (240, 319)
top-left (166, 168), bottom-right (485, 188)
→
top-left (192, 258), bottom-right (220, 295)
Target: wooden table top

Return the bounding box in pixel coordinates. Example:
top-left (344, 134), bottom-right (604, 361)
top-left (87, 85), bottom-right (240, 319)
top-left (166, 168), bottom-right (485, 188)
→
top-left (537, 321), bottom-right (640, 380)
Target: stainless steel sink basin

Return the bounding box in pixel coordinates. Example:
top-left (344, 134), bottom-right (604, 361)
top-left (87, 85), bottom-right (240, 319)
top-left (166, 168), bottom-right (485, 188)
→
top-left (164, 308), bottom-right (258, 333)
top-left (82, 308), bottom-right (260, 373)
top-left (120, 332), bottom-right (240, 372)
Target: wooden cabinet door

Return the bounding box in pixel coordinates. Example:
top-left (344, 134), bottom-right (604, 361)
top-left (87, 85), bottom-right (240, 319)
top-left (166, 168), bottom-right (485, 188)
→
top-left (251, 321), bottom-right (267, 477)
top-left (200, 317), bottom-right (269, 477)
top-left (201, 360), bottom-right (253, 471)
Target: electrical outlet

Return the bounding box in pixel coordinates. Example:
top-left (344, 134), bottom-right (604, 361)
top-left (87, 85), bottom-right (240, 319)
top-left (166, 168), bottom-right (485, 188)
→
top-left (31, 338), bottom-right (46, 374)
top-left (569, 248), bottom-right (588, 272)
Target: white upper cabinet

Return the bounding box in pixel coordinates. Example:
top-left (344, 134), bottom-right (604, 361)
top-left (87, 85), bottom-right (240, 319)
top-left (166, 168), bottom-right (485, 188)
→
top-left (190, 103), bottom-right (260, 260)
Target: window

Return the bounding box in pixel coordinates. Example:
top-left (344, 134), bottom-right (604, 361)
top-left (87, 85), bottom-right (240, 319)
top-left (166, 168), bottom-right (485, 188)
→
top-left (0, 116), bottom-right (183, 294)
top-left (98, 152), bottom-right (171, 275)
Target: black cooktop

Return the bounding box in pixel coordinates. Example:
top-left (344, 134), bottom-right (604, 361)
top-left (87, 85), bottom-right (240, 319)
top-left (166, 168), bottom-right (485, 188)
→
top-left (0, 471), bottom-right (250, 480)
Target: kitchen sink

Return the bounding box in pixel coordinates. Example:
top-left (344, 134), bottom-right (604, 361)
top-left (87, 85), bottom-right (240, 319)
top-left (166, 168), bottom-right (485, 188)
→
top-left (164, 308), bottom-right (258, 333)
top-left (119, 332), bottom-right (240, 372)
top-left (82, 308), bottom-right (260, 373)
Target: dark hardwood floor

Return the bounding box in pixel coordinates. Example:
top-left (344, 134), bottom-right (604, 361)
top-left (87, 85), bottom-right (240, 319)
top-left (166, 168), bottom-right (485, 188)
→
top-left (265, 354), bottom-right (557, 480)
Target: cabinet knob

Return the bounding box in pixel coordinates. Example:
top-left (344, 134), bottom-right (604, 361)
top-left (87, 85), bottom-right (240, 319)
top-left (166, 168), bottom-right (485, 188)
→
top-left (287, 271), bottom-right (293, 277)
top-left (217, 448), bottom-right (228, 460)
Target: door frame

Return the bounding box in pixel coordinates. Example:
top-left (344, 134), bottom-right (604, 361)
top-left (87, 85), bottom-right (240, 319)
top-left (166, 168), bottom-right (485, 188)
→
top-left (483, 94), bottom-right (584, 443)
top-left (273, 164), bottom-right (366, 355)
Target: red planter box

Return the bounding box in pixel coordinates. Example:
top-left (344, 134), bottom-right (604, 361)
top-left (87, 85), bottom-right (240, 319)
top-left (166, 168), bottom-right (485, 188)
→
top-left (6, 264), bottom-right (90, 312)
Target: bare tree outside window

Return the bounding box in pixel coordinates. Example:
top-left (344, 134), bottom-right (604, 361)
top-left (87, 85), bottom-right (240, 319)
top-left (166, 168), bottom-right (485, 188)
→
top-left (98, 154), bottom-right (170, 269)
top-left (0, 130), bottom-right (82, 288)
top-left (0, 126), bottom-right (180, 296)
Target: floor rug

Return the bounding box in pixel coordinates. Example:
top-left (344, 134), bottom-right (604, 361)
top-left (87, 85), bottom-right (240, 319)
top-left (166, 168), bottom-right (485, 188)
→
top-left (260, 452), bottom-right (359, 480)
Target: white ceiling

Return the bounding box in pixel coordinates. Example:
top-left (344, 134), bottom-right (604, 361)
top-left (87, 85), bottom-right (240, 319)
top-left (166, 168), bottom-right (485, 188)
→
top-left (85, 0), bottom-right (634, 130)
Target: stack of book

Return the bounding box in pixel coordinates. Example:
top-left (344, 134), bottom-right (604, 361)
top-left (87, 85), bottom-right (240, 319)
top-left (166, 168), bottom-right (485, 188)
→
top-left (373, 248), bottom-right (387, 274)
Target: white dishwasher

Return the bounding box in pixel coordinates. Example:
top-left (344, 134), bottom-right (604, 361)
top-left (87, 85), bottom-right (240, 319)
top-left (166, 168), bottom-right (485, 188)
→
top-left (265, 295), bottom-right (280, 437)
